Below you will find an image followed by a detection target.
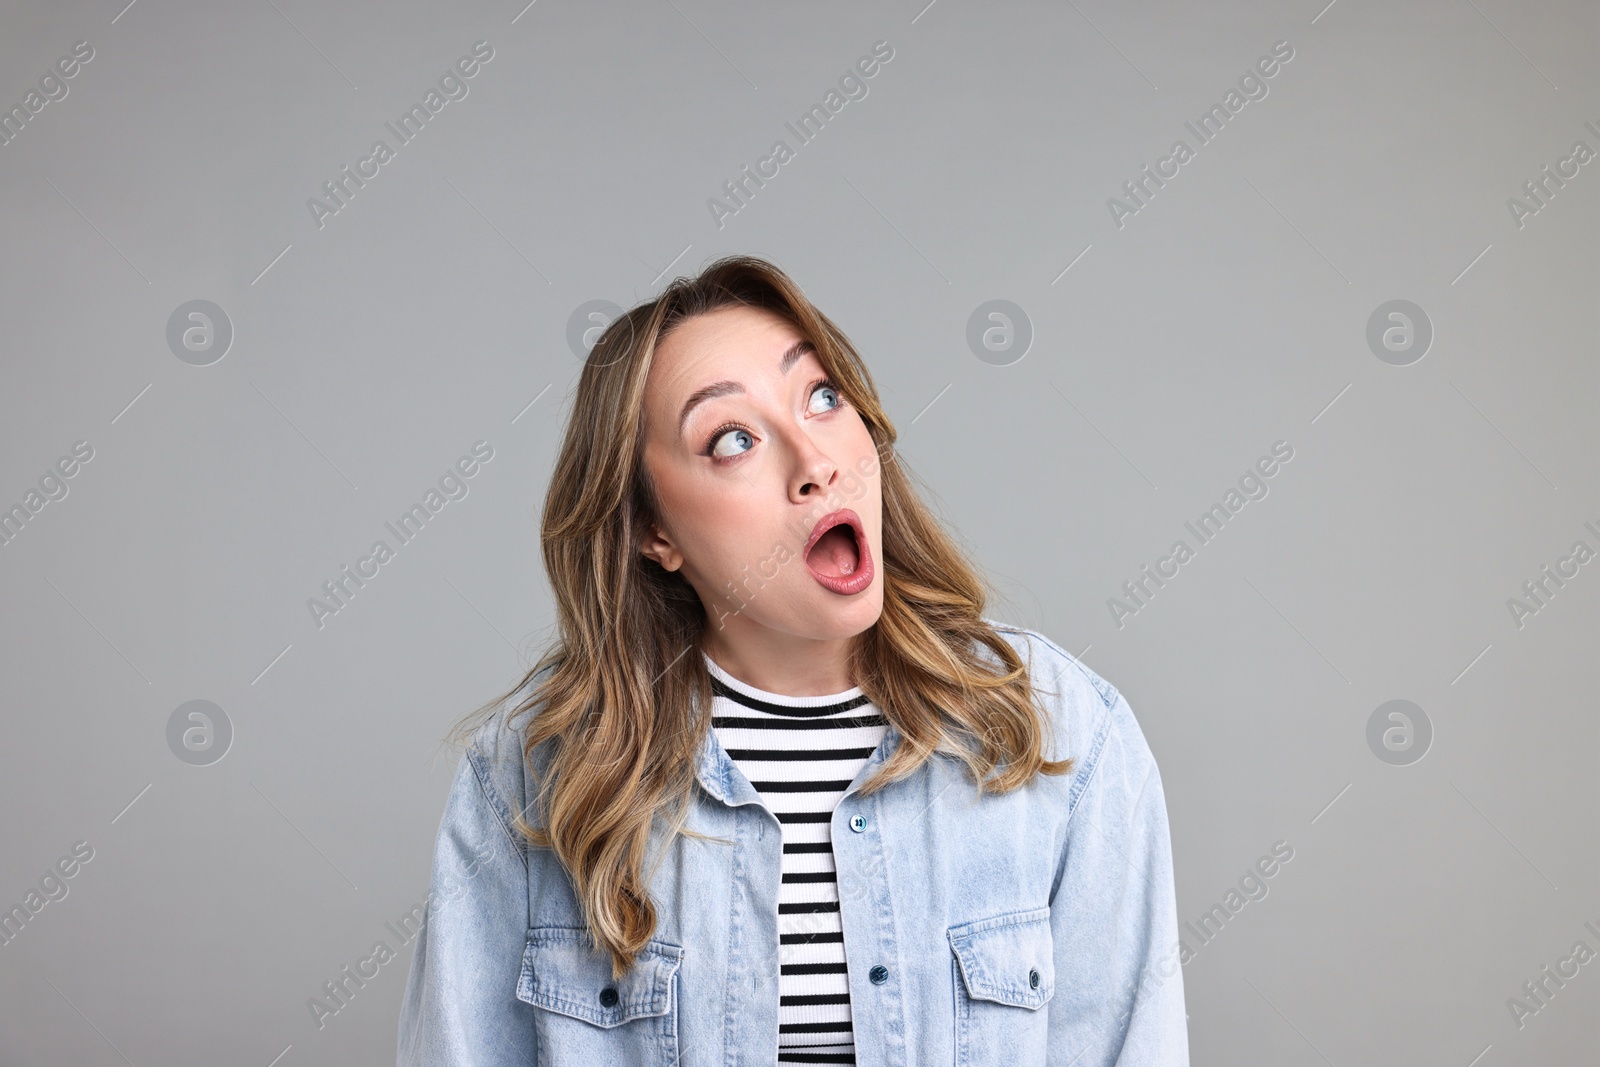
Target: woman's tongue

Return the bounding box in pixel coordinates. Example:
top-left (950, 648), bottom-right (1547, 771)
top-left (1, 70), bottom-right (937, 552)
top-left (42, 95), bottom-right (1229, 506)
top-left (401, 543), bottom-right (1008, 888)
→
top-left (807, 525), bottom-right (859, 578)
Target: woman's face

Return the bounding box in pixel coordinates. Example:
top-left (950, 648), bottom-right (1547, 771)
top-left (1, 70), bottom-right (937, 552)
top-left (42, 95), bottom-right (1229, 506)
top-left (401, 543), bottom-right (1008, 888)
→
top-left (638, 304), bottom-right (884, 647)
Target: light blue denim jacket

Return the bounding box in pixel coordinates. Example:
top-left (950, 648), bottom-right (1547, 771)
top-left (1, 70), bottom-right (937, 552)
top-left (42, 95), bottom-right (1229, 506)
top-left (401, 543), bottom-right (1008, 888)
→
top-left (397, 622), bottom-right (1189, 1065)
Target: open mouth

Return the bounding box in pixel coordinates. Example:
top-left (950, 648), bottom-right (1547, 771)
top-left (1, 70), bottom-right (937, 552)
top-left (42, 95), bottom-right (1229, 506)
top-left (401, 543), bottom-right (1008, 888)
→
top-left (802, 508), bottom-right (874, 595)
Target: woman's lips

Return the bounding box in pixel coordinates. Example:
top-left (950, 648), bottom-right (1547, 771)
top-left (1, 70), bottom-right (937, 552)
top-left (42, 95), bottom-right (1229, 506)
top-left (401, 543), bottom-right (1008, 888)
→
top-left (802, 508), bottom-right (874, 595)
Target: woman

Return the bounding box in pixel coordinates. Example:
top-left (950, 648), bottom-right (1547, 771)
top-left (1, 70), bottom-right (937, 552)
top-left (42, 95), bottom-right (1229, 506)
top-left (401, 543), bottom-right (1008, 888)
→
top-left (397, 255), bottom-right (1189, 1065)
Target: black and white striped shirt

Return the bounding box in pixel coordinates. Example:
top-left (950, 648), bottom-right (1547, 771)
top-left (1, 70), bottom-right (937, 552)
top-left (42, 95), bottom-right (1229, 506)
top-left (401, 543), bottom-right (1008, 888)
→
top-left (705, 652), bottom-right (889, 1065)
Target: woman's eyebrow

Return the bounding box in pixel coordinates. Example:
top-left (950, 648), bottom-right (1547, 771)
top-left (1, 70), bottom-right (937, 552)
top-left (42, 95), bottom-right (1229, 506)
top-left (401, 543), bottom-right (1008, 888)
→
top-left (676, 339), bottom-right (816, 435)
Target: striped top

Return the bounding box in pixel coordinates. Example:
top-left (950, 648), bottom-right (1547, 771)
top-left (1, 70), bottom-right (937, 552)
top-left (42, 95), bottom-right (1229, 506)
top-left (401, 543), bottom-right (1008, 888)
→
top-left (705, 652), bottom-right (889, 1065)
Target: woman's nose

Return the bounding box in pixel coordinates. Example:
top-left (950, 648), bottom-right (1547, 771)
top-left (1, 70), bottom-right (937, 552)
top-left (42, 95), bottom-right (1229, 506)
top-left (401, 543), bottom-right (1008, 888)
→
top-left (787, 435), bottom-right (840, 503)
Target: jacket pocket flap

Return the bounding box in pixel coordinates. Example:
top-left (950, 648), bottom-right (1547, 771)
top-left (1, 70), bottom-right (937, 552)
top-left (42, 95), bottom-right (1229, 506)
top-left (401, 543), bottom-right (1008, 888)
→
top-left (516, 926), bottom-right (683, 1027)
top-left (948, 906), bottom-right (1055, 1009)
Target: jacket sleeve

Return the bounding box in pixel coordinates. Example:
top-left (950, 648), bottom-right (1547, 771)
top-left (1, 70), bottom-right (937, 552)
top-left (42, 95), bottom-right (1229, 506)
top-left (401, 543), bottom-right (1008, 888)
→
top-left (1047, 684), bottom-right (1190, 1066)
top-left (397, 732), bottom-right (538, 1066)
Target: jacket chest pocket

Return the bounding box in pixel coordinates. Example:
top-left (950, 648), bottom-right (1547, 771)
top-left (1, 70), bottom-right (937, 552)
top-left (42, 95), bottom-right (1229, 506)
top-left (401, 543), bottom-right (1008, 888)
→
top-left (948, 907), bottom-right (1055, 1067)
top-left (515, 926), bottom-right (684, 1066)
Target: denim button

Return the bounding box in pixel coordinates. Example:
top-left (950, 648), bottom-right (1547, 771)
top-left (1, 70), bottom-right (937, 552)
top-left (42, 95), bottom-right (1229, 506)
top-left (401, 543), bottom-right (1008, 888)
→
top-left (869, 964), bottom-right (888, 984)
top-left (849, 814), bottom-right (867, 833)
top-left (599, 986), bottom-right (619, 1007)
top-left (1029, 968), bottom-right (1040, 989)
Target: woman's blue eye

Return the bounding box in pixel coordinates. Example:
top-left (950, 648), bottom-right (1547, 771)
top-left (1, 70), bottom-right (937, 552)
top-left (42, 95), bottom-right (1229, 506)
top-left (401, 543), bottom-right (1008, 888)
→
top-left (809, 382), bottom-right (841, 414)
top-left (711, 427), bottom-right (754, 459)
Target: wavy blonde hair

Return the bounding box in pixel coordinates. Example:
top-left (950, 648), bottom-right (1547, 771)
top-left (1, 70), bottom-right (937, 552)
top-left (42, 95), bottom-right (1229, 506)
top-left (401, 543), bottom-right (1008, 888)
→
top-left (450, 254), bottom-right (1074, 978)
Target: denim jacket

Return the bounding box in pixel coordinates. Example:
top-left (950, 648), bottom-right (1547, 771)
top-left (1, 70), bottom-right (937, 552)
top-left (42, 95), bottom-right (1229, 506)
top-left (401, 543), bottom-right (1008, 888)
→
top-left (397, 622), bottom-right (1189, 1065)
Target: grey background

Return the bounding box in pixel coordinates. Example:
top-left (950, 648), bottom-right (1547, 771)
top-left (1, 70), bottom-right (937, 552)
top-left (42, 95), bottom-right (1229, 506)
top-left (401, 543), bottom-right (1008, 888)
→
top-left (1, 0), bottom-right (1595, 1063)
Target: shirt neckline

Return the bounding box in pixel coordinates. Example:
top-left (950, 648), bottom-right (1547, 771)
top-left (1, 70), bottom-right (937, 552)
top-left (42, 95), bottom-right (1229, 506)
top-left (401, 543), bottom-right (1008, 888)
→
top-left (701, 650), bottom-right (865, 706)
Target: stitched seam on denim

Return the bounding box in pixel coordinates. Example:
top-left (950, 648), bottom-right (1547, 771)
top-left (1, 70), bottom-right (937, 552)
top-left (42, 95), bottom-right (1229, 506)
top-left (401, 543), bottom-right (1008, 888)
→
top-left (998, 624), bottom-right (1119, 711)
top-left (996, 623), bottom-right (1119, 815)
top-left (530, 989), bottom-right (666, 1021)
top-left (1062, 699), bottom-right (1114, 826)
top-left (529, 927), bottom-right (684, 958)
top-left (717, 814), bottom-right (739, 1064)
top-left (950, 905), bottom-right (1050, 938)
top-left (991, 625), bottom-right (1117, 898)
top-left (953, 952), bottom-right (969, 1061)
top-left (466, 738), bottom-right (529, 875)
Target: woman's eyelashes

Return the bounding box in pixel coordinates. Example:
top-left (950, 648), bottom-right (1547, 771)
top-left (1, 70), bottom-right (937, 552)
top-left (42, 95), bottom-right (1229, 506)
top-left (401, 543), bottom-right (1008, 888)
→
top-left (810, 379), bottom-right (843, 414)
top-left (706, 425), bottom-right (754, 461)
top-left (704, 379), bottom-right (844, 462)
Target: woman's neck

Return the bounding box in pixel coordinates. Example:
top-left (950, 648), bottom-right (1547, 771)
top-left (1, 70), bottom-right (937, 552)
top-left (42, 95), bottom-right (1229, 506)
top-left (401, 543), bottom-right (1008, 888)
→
top-left (701, 629), bottom-right (858, 697)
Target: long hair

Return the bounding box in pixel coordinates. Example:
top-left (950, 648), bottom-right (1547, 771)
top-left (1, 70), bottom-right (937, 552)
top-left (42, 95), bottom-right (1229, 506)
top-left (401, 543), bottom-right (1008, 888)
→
top-left (448, 254), bottom-right (1074, 978)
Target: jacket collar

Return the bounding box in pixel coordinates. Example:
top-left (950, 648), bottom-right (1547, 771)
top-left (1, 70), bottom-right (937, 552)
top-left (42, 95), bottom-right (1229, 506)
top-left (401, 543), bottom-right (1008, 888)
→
top-left (690, 681), bottom-right (904, 807)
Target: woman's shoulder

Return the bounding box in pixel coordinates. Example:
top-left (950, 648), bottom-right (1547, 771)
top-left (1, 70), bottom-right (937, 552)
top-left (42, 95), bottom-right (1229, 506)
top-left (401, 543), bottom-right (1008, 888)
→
top-left (981, 617), bottom-right (1121, 711)
top-left (979, 618), bottom-right (1158, 785)
top-left (464, 668), bottom-right (546, 751)
top-left (456, 666), bottom-right (555, 831)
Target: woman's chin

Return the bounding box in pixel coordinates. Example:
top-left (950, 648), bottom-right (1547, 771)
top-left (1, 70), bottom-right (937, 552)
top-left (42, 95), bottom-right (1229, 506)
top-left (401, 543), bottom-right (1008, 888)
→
top-left (713, 586), bottom-right (883, 642)
top-left (798, 579), bottom-right (885, 634)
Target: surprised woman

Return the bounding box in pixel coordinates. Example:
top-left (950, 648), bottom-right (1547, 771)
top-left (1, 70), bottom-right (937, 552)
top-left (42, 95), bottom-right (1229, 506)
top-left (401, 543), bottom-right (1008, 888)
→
top-left (397, 255), bottom-right (1190, 1066)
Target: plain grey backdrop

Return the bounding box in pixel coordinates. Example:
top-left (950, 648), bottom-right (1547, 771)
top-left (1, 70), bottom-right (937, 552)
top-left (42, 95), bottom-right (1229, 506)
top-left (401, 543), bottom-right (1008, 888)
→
top-left (1, 0), bottom-right (1596, 1063)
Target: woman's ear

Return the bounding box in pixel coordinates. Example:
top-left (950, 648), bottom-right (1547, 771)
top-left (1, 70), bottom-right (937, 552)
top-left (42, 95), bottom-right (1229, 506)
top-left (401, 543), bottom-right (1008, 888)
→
top-left (639, 523), bottom-right (684, 572)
